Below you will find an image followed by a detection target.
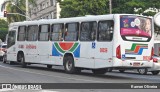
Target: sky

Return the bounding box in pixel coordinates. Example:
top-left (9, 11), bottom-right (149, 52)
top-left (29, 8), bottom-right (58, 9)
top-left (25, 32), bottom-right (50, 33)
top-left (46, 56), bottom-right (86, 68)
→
top-left (0, 0), bottom-right (5, 18)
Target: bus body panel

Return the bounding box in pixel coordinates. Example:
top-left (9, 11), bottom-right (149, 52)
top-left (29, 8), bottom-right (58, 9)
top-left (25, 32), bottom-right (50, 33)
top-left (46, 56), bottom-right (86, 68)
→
top-left (94, 41), bottom-right (113, 68)
top-left (75, 42), bottom-right (94, 68)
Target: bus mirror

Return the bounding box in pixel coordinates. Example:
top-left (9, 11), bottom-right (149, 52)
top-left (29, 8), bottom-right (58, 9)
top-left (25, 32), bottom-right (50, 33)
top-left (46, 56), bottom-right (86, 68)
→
top-left (154, 12), bottom-right (160, 27)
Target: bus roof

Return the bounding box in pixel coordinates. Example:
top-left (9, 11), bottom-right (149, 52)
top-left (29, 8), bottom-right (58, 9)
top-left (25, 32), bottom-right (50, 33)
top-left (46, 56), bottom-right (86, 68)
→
top-left (9, 14), bottom-right (151, 27)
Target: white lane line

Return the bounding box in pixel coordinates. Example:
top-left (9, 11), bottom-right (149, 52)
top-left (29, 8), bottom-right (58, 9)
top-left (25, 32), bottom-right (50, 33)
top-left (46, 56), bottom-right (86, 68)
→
top-left (0, 65), bottom-right (104, 83)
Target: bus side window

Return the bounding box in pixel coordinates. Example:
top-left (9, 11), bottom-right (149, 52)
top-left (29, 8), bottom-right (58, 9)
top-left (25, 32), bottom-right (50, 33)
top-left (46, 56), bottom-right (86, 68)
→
top-left (51, 23), bottom-right (64, 41)
top-left (98, 20), bottom-right (114, 41)
top-left (64, 23), bottom-right (79, 41)
top-left (39, 24), bottom-right (50, 41)
top-left (18, 26), bottom-right (26, 41)
top-left (27, 25), bottom-right (39, 41)
top-left (80, 21), bottom-right (96, 41)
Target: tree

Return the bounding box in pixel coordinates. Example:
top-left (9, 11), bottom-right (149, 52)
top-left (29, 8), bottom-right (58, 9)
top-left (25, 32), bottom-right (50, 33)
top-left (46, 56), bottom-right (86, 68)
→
top-left (0, 19), bottom-right (8, 42)
top-left (59, 0), bottom-right (109, 18)
top-left (59, 0), bottom-right (160, 17)
top-left (1, 0), bottom-right (35, 23)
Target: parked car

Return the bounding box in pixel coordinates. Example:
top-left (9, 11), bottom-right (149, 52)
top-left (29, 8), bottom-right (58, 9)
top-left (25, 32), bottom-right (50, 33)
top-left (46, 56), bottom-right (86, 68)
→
top-left (108, 55), bottom-right (160, 75)
top-left (149, 55), bottom-right (160, 75)
top-left (0, 43), bottom-right (7, 61)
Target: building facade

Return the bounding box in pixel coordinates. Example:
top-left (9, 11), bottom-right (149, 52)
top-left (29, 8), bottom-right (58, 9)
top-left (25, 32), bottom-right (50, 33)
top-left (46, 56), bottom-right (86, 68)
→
top-left (29, 0), bottom-right (61, 20)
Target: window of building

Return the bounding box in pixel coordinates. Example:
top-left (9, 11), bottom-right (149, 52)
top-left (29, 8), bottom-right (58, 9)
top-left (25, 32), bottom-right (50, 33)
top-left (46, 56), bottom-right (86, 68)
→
top-left (80, 21), bottom-right (97, 41)
top-left (97, 20), bottom-right (114, 41)
top-left (46, 2), bottom-right (49, 7)
top-left (51, 24), bottom-right (64, 41)
top-left (64, 23), bottom-right (79, 41)
top-left (27, 25), bottom-right (39, 41)
top-left (53, 0), bottom-right (56, 6)
top-left (18, 26), bottom-right (26, 41)
top-left (39, 25), bottom-right (50, 41)
top-left (42, 3), bottom-right (46, 9)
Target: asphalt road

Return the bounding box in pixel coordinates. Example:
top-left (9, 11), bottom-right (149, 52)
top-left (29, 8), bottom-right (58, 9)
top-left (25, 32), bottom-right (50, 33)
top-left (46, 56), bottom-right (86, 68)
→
top-left (0, 61), bottom-right (160, 92)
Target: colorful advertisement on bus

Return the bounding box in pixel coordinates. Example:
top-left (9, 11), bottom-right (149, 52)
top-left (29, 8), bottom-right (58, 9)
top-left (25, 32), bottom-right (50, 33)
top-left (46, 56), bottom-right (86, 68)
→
top-left (120, 16), bottom-right (152, 41)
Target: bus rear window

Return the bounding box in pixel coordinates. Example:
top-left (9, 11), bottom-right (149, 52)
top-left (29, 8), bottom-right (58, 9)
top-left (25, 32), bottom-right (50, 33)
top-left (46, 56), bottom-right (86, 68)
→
top-left (120, 16), bottom-right (152, 42)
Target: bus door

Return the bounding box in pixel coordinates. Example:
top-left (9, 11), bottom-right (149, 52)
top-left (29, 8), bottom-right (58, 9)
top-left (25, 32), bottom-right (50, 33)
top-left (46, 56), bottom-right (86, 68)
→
top-left (94, 20), bottom-right (114, 68)
top-left (7, 30), bottom-right (17, 61)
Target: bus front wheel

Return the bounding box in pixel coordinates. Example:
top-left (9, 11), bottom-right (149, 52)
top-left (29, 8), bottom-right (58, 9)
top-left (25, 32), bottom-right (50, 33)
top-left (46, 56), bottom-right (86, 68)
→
top-left (18, 54), bottom-right (27, 68)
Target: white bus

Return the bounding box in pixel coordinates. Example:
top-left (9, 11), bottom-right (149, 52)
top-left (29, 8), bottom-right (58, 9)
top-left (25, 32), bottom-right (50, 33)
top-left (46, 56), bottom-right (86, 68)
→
top-left (6, 14), bottom-right (154, 74)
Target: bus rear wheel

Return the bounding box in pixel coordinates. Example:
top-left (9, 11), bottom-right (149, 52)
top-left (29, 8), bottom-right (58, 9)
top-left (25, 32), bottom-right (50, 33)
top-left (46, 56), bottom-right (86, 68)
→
top-left (64, 56), bottom-right (76, 74)
top-left (92, 69), bottom-right (107, 74)
top-left (137, 68), bottom-right (148, 75)
top-left (18, 54), bottom-right (27, 68)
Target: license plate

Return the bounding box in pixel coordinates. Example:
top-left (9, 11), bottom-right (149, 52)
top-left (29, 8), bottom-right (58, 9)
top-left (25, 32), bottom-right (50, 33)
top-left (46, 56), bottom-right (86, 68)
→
top-left (133, 62), bottom-right (140, 66)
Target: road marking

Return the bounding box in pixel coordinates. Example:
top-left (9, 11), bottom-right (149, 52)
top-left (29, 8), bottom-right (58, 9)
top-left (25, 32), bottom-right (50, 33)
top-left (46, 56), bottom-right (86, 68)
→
top-left (0, 65), bottom-right (104, 83)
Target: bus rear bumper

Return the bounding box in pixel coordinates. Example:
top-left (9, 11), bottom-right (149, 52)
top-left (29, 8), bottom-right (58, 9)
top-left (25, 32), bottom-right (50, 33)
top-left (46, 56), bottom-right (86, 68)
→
top-left (112, 58), bottom-right (153, 68)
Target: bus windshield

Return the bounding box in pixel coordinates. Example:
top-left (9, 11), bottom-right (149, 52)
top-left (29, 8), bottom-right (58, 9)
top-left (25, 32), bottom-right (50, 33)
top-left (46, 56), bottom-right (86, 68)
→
top-left (120, 15), bottom-right (152, 42)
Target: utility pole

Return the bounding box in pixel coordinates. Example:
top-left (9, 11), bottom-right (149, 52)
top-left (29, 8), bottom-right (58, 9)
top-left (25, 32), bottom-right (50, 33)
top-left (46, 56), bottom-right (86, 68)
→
top-left (26, 0), bottom-right (29, 20)
top-left (109, 0), bottom-right (112, 14)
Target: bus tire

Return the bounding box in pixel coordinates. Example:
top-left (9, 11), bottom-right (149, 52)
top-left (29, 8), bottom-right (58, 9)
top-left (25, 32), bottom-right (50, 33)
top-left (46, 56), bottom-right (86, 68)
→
top-left (119, 69), bottom-right (125, 73)
top-left (137, 68), bottom-right (148, 75)
top-left (18, 54), bottom-right (27, 68)
top-left (92, 69), bottom-right (107, 74)
top-left (47, 65), bottom-right (52, 69)
top-left (151, 71), bottom-right (159, 75)
top-left (64, 56), bottom-right (76, 74)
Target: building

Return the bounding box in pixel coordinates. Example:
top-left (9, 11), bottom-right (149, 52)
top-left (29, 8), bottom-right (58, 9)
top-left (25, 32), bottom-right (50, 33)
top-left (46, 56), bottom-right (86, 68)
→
top-left (29, 0), bottom-right (61, 20)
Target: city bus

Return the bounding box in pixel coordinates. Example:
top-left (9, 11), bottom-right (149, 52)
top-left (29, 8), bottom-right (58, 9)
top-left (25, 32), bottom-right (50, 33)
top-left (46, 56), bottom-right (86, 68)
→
top-left (6, 14), bottom-right (154, 74)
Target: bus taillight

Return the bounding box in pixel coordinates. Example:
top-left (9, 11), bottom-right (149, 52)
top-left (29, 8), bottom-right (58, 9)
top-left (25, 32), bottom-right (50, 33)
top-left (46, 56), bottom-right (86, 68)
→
top-left (116, 45), bottom-right (121, 59)
top-left (150, 47), bottom-right (154, 60)
top-left (153, 58), bottom-right (158, 63)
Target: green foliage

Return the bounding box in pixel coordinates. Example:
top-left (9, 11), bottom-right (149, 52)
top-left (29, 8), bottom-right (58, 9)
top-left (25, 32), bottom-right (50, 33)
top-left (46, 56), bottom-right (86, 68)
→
top-left (0, 19), bottom-right (8, 41)
top-left (59, 0), bottom-right (160, 17)
top-left (0, 30), bottom-right (8, 42)
top-left (59, 0), bottom-right (109, 18)
top-left (0, 19), bottom-right (8, 31)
